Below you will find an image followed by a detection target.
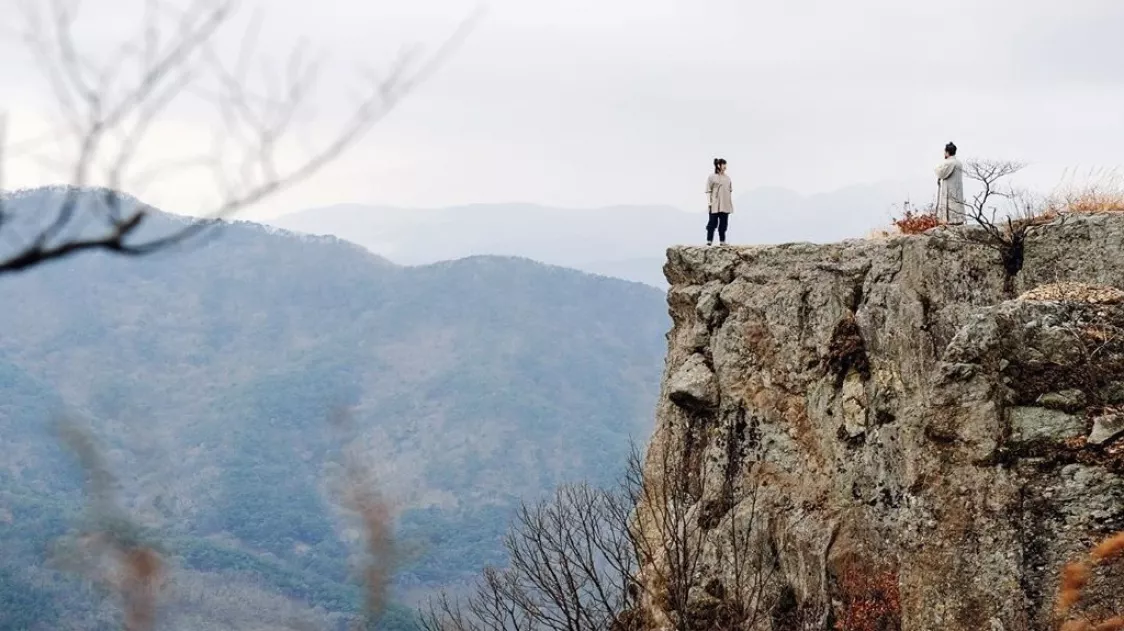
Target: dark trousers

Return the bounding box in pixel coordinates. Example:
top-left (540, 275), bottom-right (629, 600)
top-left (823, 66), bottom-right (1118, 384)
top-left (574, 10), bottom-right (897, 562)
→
top-left (706, 212), bottom-right (729, 243)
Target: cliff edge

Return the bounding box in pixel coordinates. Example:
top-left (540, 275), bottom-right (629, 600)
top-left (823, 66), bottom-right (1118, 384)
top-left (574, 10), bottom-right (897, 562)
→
top-left (638, 214), bottom-right (1124, 630)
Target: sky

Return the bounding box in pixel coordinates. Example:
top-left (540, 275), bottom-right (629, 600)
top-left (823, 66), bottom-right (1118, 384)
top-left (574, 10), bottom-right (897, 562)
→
top-left (1, 0), bottom-right (1122, 219)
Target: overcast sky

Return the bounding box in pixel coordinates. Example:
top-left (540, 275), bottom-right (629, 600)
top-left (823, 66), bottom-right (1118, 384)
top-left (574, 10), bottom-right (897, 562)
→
top-left (1, 0), bottom-right (1122, 218)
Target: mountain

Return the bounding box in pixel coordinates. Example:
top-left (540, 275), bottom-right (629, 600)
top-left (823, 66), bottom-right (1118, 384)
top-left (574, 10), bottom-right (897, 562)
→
top-left (265, 180), bottom-right (932, 287)
top-left (0, 188), bottom-right (669, 629)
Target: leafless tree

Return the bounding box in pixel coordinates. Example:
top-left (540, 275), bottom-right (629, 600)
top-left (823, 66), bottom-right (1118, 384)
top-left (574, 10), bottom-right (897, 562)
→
top-left (0, 0), bottom-right (478, 274)
top-left (956, 159), bottom-right (1062, 284)
top-left (419, 481), bottom-right (640, 631)
top-left (420, 442), bottom-right (787, 631)
top-left (625, 442), bottom-right (706, 631)
top-left (628, 443), bottom-right (789, 631)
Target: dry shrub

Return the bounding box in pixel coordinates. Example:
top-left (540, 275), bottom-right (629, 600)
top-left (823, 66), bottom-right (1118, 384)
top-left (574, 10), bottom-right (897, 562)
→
top-left (1047, 169), bottom-right (1124, 215)
top-left (1056, 530), bottom-right (1124, 629)
top-left (885, 200), bottom-right (943, 236)
top-left (893, 210), bottom-right (942, 235)
top-left (833, 561), bottom-right (901, 631)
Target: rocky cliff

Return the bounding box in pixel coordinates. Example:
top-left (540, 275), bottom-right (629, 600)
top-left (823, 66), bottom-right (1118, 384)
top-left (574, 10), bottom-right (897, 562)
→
top-left (638, 214), bottom-right (1124, 630)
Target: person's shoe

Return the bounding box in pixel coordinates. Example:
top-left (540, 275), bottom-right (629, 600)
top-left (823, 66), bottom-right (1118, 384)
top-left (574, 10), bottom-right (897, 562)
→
top-left (706, 241), bottom-right (713, 246)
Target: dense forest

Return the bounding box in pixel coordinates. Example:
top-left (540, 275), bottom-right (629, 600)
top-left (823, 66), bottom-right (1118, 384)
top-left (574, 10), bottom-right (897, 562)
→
top-left (0, 189), bottom-right (669, 630)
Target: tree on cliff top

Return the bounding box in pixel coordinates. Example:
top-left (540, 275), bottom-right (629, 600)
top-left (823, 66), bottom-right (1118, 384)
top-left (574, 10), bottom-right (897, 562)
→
top-left (0, 0), bottom-right (477, 275)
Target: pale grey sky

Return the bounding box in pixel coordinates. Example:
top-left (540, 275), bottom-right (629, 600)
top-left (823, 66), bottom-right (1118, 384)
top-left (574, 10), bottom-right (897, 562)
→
top-left (2, 0), bottom-right (1122, 218)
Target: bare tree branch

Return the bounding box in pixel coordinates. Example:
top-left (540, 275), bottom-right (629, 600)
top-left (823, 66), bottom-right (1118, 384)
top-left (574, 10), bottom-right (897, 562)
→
top-left (0, 0), bottom-right (481, 274)
top-left (421, 441), bottom-right (786, 631)
top-left (49, 418), bottom-right (167, 631)
top-left (953, 158), bottom-right (1067, 289)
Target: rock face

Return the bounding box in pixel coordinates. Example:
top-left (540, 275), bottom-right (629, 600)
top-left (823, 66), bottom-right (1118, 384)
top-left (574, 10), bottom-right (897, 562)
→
top-left (638, 215), bottom-right (1124, 630)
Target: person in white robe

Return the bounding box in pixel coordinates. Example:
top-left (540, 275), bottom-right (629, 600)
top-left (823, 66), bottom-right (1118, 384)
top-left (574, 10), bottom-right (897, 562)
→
top-left (935, 141), bottom-right (965, 224)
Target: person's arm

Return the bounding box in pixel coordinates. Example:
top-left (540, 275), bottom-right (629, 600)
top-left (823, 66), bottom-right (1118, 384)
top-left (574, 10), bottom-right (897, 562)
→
top-left (705, 175), bottom-right (716, 209)
top-left (935, 159), bottom-right (955, 180)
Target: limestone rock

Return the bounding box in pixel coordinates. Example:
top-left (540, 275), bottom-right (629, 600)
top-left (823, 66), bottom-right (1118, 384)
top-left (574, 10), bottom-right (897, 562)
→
top-left (1008, 406), bottom-right (1085, 444)
top-left (1089, 411), bottom-right (1124, 446)
top-left (840, 371), bottom-right (868, 439)
top-left (666, 353), bottom-right (719, 411)
top-left (1100, 382), bottom-right (1124, 404)
top-left (1036, 389), bottom-right (1088, 412)
top-left (640, 215), bottom-right (1124, 631)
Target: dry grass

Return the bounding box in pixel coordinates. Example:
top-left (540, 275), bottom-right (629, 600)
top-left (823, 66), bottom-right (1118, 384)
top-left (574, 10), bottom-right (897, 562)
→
top-left (1019, 283), bottom-right (1124, 305)
top-left (1046, 169), bottom-right (1124, 216)
top-left (1057, 530), bottom-right (1124, 630)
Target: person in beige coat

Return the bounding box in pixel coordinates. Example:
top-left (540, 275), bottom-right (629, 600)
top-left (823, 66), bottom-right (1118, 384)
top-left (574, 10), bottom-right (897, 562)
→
top-left (706, 158), bottom-right (733, 245)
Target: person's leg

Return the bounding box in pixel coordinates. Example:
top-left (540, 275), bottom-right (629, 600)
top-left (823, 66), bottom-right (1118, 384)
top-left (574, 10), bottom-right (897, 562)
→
top-left (705, 213), bottom-right (718, 244)
top-left (717, 213), bottom-right (729, 243)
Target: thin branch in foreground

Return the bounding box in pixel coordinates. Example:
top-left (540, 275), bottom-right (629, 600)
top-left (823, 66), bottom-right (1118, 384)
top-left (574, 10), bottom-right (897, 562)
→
top-left (51, 418), bottom-right (167, 631)
top-left (328, 407), bottom-right (400, 630)
top-left (0, 0), bottom-right (483, 275)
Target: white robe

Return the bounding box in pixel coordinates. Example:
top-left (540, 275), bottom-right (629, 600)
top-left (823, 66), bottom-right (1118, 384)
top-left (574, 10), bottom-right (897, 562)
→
top-left (935, 157), bottom-right (965, 224)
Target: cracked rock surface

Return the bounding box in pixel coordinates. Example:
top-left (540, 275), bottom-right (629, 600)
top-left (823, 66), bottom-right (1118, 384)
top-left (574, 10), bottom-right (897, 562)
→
top-left (636, 215), bottom-right (1124, 630)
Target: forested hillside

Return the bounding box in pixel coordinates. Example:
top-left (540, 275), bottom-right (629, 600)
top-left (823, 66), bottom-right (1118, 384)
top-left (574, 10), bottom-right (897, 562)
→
top-left (0, 189), bottom-right (668, 629)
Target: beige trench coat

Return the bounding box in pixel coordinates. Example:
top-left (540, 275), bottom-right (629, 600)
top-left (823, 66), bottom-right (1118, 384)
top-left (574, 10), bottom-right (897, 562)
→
top-left (706, 173), bottom-right (734, 214)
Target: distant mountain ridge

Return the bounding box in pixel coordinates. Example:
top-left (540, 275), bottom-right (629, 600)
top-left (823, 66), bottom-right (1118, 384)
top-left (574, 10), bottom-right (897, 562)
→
top-left (0, 187), bottom-right (668, 629)
top-left (266, 178), bottom-right (932, 287)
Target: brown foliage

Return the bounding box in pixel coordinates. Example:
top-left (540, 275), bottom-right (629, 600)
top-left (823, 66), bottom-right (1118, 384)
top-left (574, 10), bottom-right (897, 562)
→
top-left (1056, 531), bottom-right (1124, 629)
top-left (887, 200), bottom-right (943, 236)
top-left (833, 563), bottom-right (901, 631)
top-left (893, 210), bottom-right (942, 235)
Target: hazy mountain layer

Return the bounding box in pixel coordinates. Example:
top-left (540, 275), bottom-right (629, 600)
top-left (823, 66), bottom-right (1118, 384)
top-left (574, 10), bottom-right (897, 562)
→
top-left (0, 189), bottom-right (669, 629)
